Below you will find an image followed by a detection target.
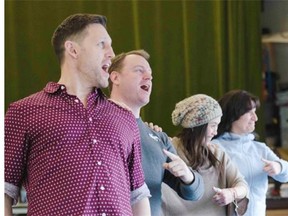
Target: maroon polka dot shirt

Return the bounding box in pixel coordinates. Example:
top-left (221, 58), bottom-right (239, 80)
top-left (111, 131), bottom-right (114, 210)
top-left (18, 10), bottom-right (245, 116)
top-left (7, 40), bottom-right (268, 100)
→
top-left (5, 82), bottom-right (149, 215)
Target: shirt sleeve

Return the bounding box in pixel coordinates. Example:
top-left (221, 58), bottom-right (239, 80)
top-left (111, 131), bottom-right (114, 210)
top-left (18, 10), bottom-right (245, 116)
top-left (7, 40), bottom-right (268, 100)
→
top-left (276, 159), bottom-right (288, 181)
top-left (5, 182), bottom-right (20, 205)
top-left (130, 183), bottom-right (151, 205)
top-left (163, 137), bottom-right (204, 201)
top-left (264, 145), bottom-right (288, 182)
top-left (5, 103), bottom-right (29, 203)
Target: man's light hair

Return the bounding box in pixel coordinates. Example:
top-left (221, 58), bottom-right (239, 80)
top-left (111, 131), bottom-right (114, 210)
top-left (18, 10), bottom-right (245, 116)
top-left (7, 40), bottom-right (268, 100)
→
top-left (108, 49), bottom-right (150, 90)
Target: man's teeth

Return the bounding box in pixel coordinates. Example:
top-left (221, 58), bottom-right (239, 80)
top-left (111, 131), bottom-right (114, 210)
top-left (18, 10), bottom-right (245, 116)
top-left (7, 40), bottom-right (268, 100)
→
top-left (141, 85), bottom-right (149, 91)
top-left (102, 64), bottom-right (110, 72)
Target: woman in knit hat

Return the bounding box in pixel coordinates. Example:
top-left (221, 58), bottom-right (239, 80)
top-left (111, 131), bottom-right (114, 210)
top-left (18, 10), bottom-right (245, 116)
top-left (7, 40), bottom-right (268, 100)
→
top-left (161, 94), bottom-right (249, 216)
top-left (212, 90), bottom-right (288, 216)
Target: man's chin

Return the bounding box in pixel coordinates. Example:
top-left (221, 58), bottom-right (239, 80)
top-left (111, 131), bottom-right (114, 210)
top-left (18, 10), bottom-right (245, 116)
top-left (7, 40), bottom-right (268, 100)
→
top-left (143, 99), bottom-right (150, 106)
top-left (98, 79), bottom-right (109, 89)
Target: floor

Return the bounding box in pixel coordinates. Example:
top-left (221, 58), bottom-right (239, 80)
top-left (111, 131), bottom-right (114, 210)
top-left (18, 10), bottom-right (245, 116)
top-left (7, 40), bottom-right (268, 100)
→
top-left (266, 209), bottom-right (288, 216)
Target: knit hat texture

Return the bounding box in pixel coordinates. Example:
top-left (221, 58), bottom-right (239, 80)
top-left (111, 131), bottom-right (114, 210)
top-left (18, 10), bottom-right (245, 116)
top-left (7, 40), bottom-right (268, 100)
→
top-left (172, 94), bottom-right (222, 128)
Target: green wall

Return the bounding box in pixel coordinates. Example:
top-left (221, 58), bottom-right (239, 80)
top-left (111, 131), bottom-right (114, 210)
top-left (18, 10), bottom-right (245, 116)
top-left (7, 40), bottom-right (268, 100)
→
top-left (5, 0), bottom-right (264, 138)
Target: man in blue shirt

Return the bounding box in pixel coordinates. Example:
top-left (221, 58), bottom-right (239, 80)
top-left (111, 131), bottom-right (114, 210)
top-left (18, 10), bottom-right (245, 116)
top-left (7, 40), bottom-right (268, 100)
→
top-left (108, 49), bottom-right (204, 215)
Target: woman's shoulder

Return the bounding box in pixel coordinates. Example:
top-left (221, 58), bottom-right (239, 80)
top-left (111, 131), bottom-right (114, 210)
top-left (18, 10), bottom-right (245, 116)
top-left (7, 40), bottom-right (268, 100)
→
top-left (208, 143), bottom-right (226, 159)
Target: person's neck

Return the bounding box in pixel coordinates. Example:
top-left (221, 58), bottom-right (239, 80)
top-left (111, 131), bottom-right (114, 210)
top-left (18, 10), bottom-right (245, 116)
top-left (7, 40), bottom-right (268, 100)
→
top-left (58, 70), bottom-right (94, 108)
top-left (110, 93), bottom-right (140, 118)
top-left (230, 128), bottom-right (245, 136)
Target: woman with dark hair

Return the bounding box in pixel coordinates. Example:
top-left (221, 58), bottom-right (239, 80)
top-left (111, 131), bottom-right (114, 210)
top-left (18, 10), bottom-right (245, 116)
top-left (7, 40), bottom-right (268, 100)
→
top-left (162, 94), bottom-right (249, 216)
top-left (212, 89), bottom-right (288, 216)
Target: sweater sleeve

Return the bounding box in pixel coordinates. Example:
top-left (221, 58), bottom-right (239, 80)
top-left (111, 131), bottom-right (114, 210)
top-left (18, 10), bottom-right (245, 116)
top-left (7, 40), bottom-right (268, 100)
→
top-left (178, 170), bottom-right (204, 200)
top-left (264, 144), bottom-right (288, 182)
top-left (163, 138), bottom-right (204, 201)
top-left (215, 145), bottom-right (249, 216)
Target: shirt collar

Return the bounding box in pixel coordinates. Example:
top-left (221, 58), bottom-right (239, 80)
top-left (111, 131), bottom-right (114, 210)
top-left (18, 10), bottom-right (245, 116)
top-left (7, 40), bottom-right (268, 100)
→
top-left (44, 82), bottom-right (63, 94)
top-left (44, 82), bottom-right (100, 93)
top-left (43, 82), bottom-right (107, 101)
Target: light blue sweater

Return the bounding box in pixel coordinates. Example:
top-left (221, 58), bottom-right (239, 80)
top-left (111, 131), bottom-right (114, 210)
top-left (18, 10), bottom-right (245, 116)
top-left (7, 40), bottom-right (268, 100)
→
top-left (212, 132), bottom-right (288, 216)
top-left (137, 118), bottom-right (204, 216)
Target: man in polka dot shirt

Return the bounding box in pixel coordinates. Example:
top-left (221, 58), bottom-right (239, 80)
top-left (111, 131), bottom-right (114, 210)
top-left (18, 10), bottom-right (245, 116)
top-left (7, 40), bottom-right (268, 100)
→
top-left (5, 14), bottom-right (151, 215)
top-left (108, 50), bottom-right (204, 216)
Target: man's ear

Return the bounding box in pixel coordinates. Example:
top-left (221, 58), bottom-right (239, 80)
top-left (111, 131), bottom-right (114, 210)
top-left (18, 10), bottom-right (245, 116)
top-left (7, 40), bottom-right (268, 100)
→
top-left (110, 71), bottom-right (120, 85)
top-left (64, 40), bottom-right (78, 58)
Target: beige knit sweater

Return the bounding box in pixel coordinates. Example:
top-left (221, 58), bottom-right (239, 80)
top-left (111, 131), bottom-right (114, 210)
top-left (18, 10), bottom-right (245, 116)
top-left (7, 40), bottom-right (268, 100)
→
top-left (161, 138), bottom-right (249, 216)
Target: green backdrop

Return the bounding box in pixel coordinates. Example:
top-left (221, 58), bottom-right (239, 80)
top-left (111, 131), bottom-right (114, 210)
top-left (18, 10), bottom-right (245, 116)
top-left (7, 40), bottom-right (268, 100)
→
top-left (5, 0), bottom-right (264, 138)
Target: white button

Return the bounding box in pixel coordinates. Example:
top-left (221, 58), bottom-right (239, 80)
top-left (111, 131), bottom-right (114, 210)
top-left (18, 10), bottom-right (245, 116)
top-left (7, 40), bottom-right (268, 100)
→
top-left (74, 99), bottom-right (79, 103)
top-left (61, 86), bottom-right (65, 90)
top-left (97, 161), bottom-right (102, 165)
top-left (102, 213), bottom-right (106, 216)
top-left (93, 139), bottom-right (97, 144)
top-left (100, 185), bottom-right (105, 190)
top-left (89, 117), bottom-right (92, 122)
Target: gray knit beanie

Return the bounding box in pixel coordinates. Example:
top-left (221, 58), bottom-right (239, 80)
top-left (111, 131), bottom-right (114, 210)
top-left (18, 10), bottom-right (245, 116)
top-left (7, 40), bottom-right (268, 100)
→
top-left (172, 94), bottom-right (222, 128)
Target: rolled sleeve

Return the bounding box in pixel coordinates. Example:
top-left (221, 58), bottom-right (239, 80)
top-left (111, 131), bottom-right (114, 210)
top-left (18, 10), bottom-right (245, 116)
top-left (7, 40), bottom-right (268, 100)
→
top-left (130, 183), bottom-right (151, 205)
top-left (5, 182), bottom-right (20, 205)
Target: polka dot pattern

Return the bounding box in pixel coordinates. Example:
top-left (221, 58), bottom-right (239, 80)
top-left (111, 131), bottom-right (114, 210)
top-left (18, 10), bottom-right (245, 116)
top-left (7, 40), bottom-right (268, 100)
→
top-left (5, 82), bottom-right (145, 215)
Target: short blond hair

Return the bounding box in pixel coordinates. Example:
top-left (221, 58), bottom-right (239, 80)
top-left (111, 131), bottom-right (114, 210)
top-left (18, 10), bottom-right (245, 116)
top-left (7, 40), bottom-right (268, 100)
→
top-left (108, 49), bottom-right (150, 74)
top-left (108, 49), bottom-right (150, 90)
